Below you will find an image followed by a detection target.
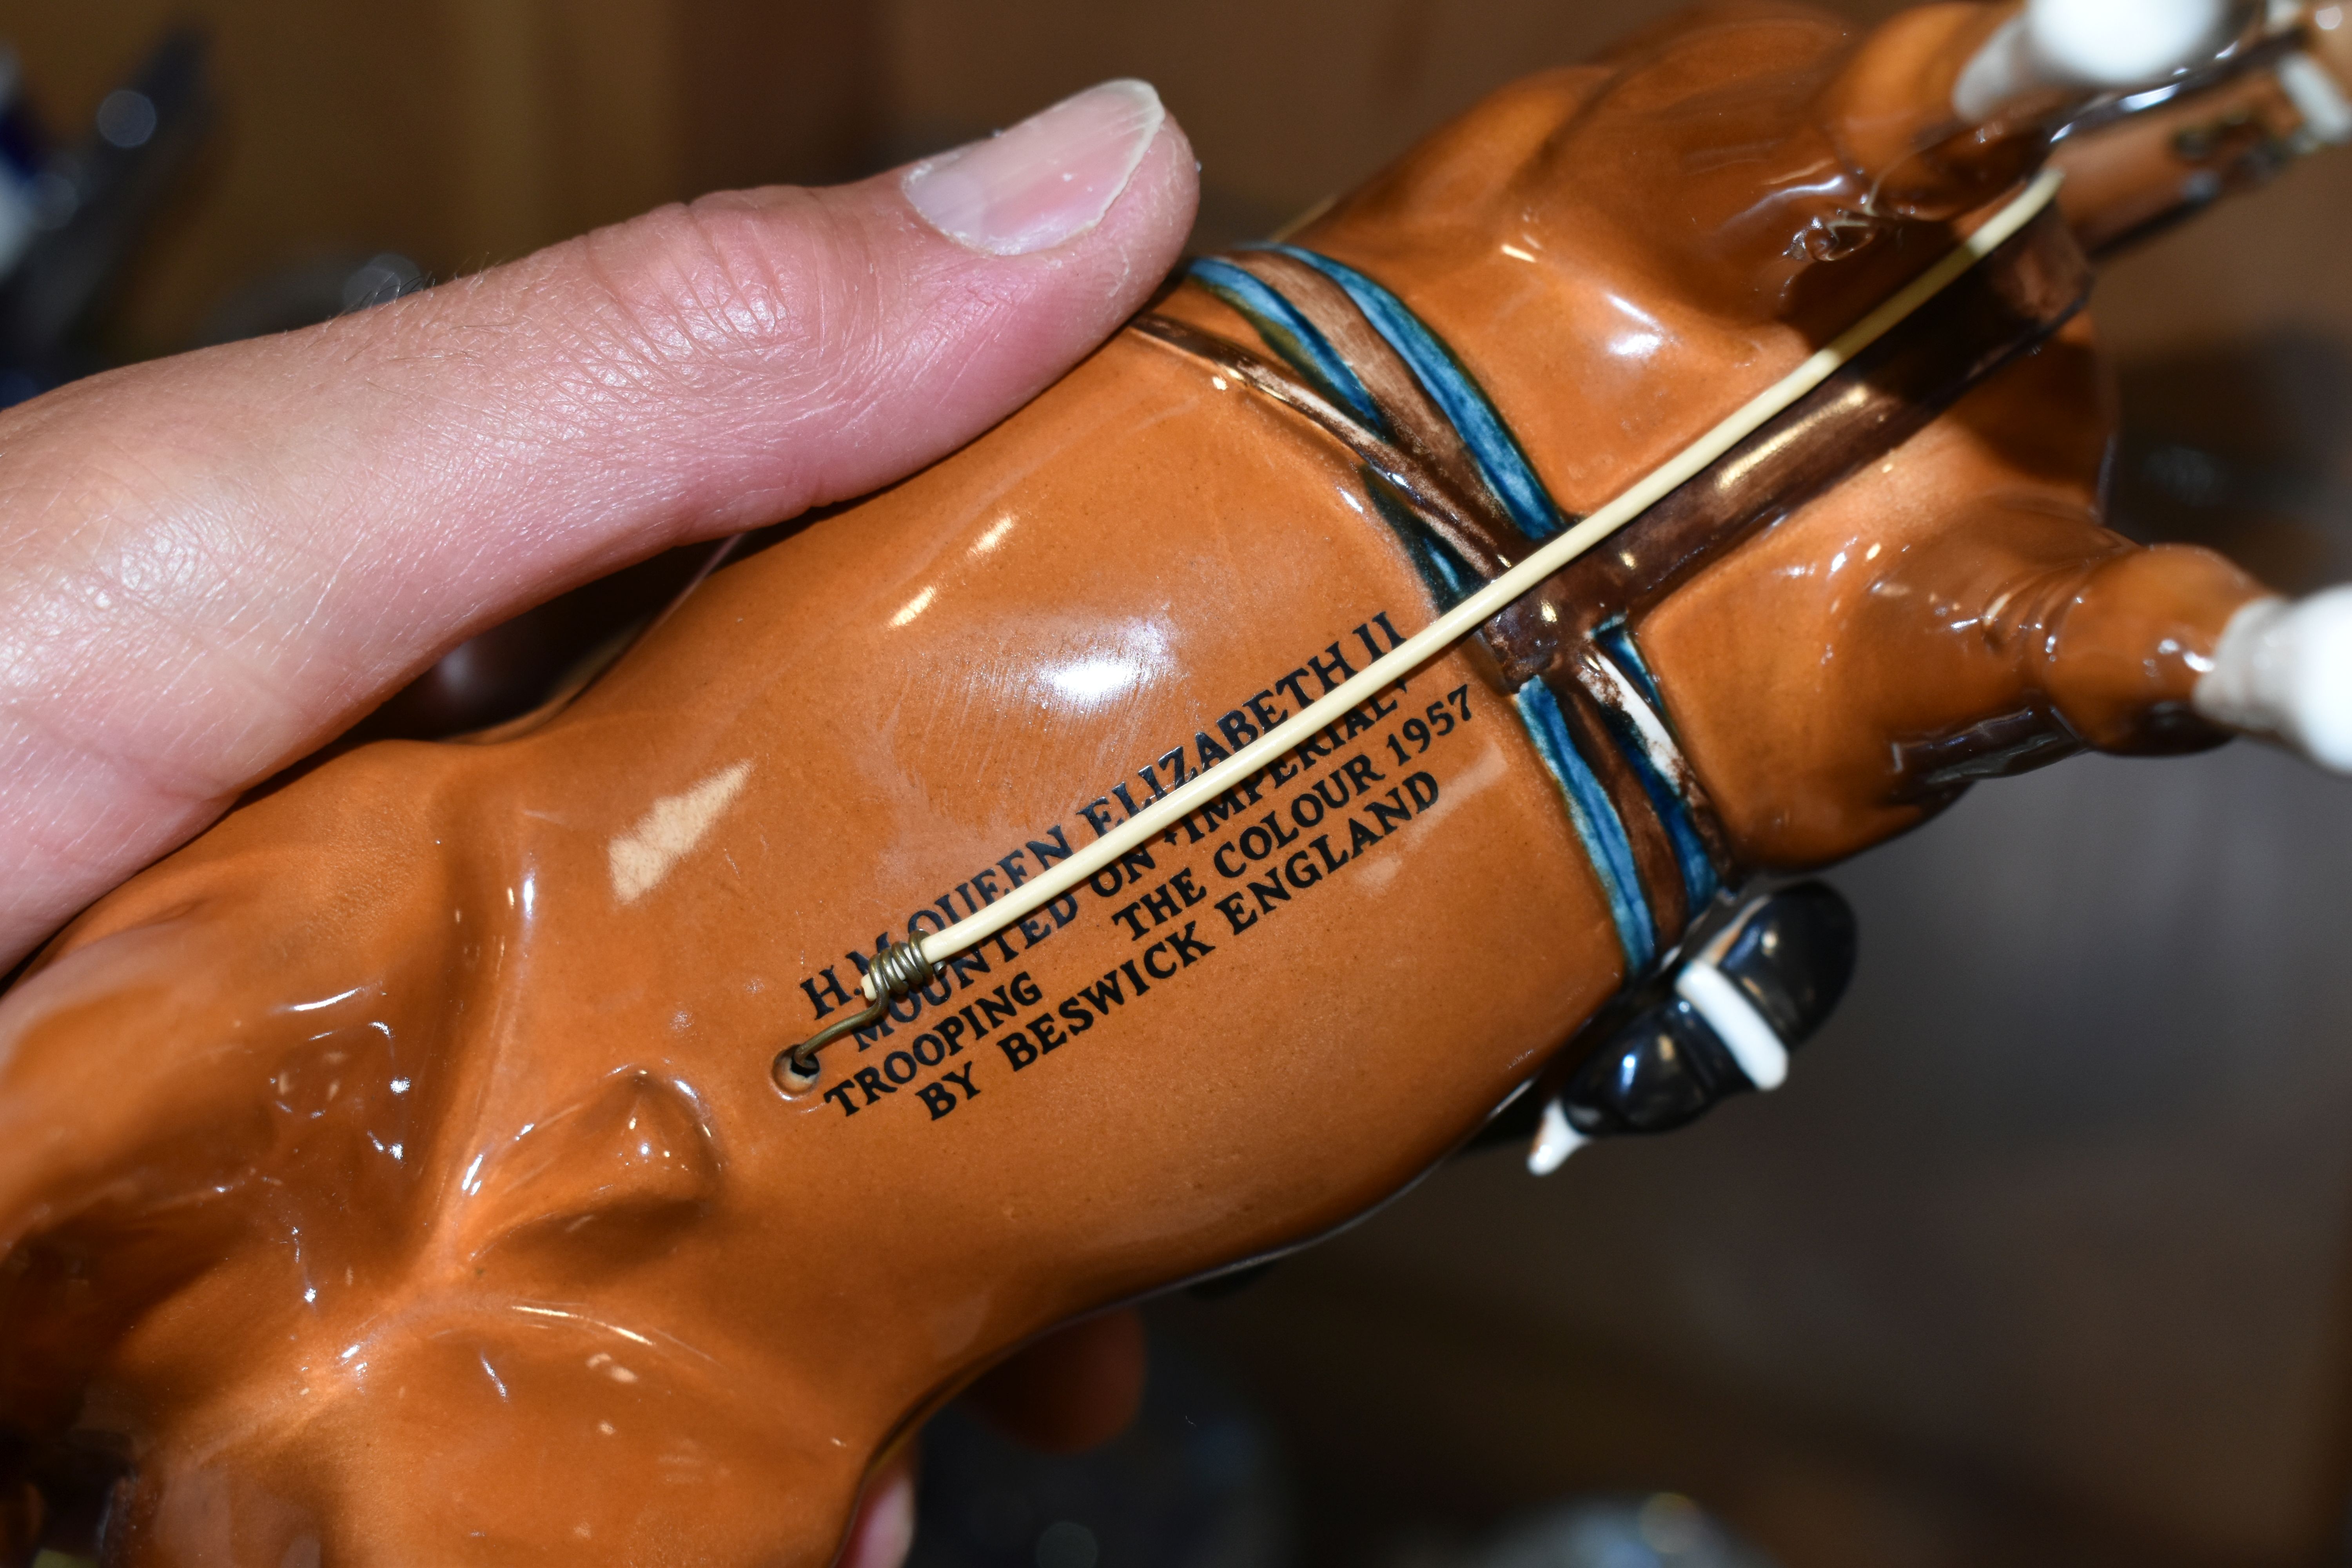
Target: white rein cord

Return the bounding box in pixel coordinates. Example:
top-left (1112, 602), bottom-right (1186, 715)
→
top-left (857, 170), bottom-right (2064, 1009)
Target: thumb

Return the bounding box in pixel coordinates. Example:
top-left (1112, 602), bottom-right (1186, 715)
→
top-left (0, 78), bottom-right (1198, 965)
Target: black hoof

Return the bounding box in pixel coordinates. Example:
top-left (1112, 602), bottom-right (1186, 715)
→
top-left (1556, 881), bottom-right (1857, 1141)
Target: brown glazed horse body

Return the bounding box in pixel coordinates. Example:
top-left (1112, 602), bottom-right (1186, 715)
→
top-left (2, 3), bottom-right (2347, 1563)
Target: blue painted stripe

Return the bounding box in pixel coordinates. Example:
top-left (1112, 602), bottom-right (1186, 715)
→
top-left (1253, 243), bottom-right (1565, 542)
top-left (1415, 531), bottom-right (1475, 605)
top-left (1186, 258), bottom-right (1384, 428)
top-left (1594, 622), bottom-right (1666, 712)
top-left (1593, 697), bottom-right (1719, 911)
top-left (1186, 250), bottom-right (1707, 958)
top-left (1362, 472), bottom-right (1477, 610)
top-left (1652, 776), bottom-right (1720, 910)
top-left (1514, 681), bottom-right (1657, 973)
top-left (1591, 625), bottom-right (1718, 907)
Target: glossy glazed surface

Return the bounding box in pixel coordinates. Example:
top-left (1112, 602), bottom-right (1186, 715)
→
top-left (0, 4), bottom-right (2311, 1563)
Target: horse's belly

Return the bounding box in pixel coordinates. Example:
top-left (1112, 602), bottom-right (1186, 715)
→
top-left (1, 338), bottom-right (1628, 1565)
top-left (506, 338), bottom-right (1622, 1408)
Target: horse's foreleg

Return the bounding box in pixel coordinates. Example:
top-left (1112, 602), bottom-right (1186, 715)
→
top-left (2030, 540), bottom-right (2266, 754)
top-left (2032, 541), bottom-right (2351, 771)
top-left (2190, 587), bottom-right (2352, 770)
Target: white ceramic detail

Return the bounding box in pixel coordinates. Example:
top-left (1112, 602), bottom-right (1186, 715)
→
top-left (1674, 962), bottom-right (1790, 1092)
top-left (1527, 1098), bottom-right (1588, 1175)
top-left (2194, 588), bottom-right (2352, 772)
top-left (1955, 0), bottom-right (2227, 121)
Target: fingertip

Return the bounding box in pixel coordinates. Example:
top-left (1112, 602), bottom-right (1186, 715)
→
top-left (839, 1455), bottom-right (917, 1568)
top-left (657, 100), bottom-right (1195, 509)
top-left (1114, 108), bottom-right (1203, 272)
top-left (960, 1308), bottom-right (1149, 1455)
top-left (884, 82), bottom-right (1198, 307)
top-left (0, 91), bottom-right (1205, 956)
top-left (902, 79), bottom-right (1181, 258)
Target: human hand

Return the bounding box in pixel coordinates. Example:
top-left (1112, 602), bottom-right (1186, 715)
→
top-left (0, 79), bottom-right (1196, 975)
top-left (843, 1309), bottom-right (1151, 1568)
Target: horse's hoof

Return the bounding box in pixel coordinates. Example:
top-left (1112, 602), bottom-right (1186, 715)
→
top-left (1956, 0), bottom-right (2228, 122)
top-left (1528, 883), bottom-right (1858, 1173)
top-left (2194, 585), bottom-right (2352, 773)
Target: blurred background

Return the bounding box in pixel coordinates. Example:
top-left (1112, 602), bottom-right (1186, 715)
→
top-left (3, 0), bottom-right (2351, 1564)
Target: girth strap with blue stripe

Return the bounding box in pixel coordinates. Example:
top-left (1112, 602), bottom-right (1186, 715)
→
top-left (1138, 247), bottom-right (1728, 976)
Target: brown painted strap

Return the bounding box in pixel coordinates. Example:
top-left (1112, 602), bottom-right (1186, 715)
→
top-left (1126, 313), bottom-right (1523, 585)
top-left (1543, 668), bottom-right (1693, 942)
top-left (1563, 642), bottom-right (1736, 881)
top-left (1142, 202), bottom-right (2091, 664)
top-left (1225, 251), bottom-right (1509, 540)
top-left (1132, 309), bottom-right (1728, 947)
top-left (1132, 198), bottom-right (2087, 938)
top-left (1546, 205), bottom-right (2093, 636)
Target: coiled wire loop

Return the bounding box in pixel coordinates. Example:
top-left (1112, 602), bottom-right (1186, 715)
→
top-left (771, 937), bottom-right (938, 1094)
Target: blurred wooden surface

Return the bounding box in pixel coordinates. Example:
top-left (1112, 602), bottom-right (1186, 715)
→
top-left (0, 0), bottom-right (880, 358)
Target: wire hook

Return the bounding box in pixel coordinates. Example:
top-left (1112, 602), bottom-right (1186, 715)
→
top-left (771, 937), bottom-right (938, 1094)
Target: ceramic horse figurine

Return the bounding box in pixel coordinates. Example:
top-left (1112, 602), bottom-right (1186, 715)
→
top-left (4, 1), bottom-right (2350, 1563)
